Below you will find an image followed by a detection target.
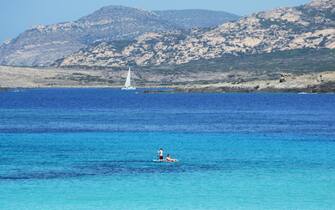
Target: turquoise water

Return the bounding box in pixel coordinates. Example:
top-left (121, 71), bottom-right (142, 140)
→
top-left (0, 89), bottom-right (335, 209)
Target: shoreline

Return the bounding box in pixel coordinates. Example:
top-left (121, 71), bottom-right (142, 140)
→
top-left (2, 86), bottom-right (335, 94)
top-left (1, 65), bottom-right (335, 93)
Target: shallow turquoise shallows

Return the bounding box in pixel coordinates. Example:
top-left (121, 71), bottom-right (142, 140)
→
top-left (0, 89), bottom-right (335, 210)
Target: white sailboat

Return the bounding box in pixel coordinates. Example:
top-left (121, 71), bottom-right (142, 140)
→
top-left (122, 67), bottom-right (136, 90)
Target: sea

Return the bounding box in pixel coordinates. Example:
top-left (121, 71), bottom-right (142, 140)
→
top-left (0, 88), bottom-right (335, 210)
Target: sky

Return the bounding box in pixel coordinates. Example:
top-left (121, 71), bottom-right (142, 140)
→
top-left (0, 0), bottom-right (310, 43)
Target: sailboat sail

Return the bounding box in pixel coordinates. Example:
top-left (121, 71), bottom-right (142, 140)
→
top-left (124, 68), bottom-right (131, 88)
top-left (122, 67), bottom-right (136, 90)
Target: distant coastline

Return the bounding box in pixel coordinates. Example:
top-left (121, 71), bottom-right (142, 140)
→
top-left (1, 65), bottom-right (335, 93)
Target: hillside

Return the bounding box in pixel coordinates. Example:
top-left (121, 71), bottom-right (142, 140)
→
top-left (1, 49), bottom-right (335, 92)
top-left (138, 49), bottom-right (335, 81)
top-left (0, 6), bottom-right (175, 67)
top-left (0, 7), bottom-right (239, 67)
top-left (58, 0), bottom-right (335, 68)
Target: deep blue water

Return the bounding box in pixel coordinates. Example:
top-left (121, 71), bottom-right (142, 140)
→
top-left (0, 89), bottom-right (335, 210)
top-left (1, 88), bottom-right (334, 135)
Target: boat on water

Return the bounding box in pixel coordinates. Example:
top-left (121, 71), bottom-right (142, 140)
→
top-left (153, 159), bottom-right (179, 163)
top-left (121, 67), bottom-right (136, 90)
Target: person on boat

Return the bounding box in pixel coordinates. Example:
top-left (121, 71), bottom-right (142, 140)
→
top-left (166, 154), bottom-right (177, 162)
top-left (158, 148), bottom-right (164, 161)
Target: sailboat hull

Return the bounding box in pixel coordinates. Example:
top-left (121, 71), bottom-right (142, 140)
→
top-left (121, 87), bottom-right (136, 90)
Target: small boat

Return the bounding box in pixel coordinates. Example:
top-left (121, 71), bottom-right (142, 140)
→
top-left (153, 159), bottom-right (179, 163)
top-left (121, 67), bottom-right (136, 90)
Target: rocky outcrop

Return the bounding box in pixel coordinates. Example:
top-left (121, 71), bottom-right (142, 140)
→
top-left (58, 0), bottom-right (335, 68)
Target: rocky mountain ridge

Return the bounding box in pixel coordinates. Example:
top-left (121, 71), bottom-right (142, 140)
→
top-left (154, 10), bottom-right (239, 29)
top-left (0, 6), bottom-right (238, 67)
top-left (58, 0), bottom-right (335, 68)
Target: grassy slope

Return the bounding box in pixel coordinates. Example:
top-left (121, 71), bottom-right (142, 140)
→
top-left (140, 48), bottom-right (335, 74)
